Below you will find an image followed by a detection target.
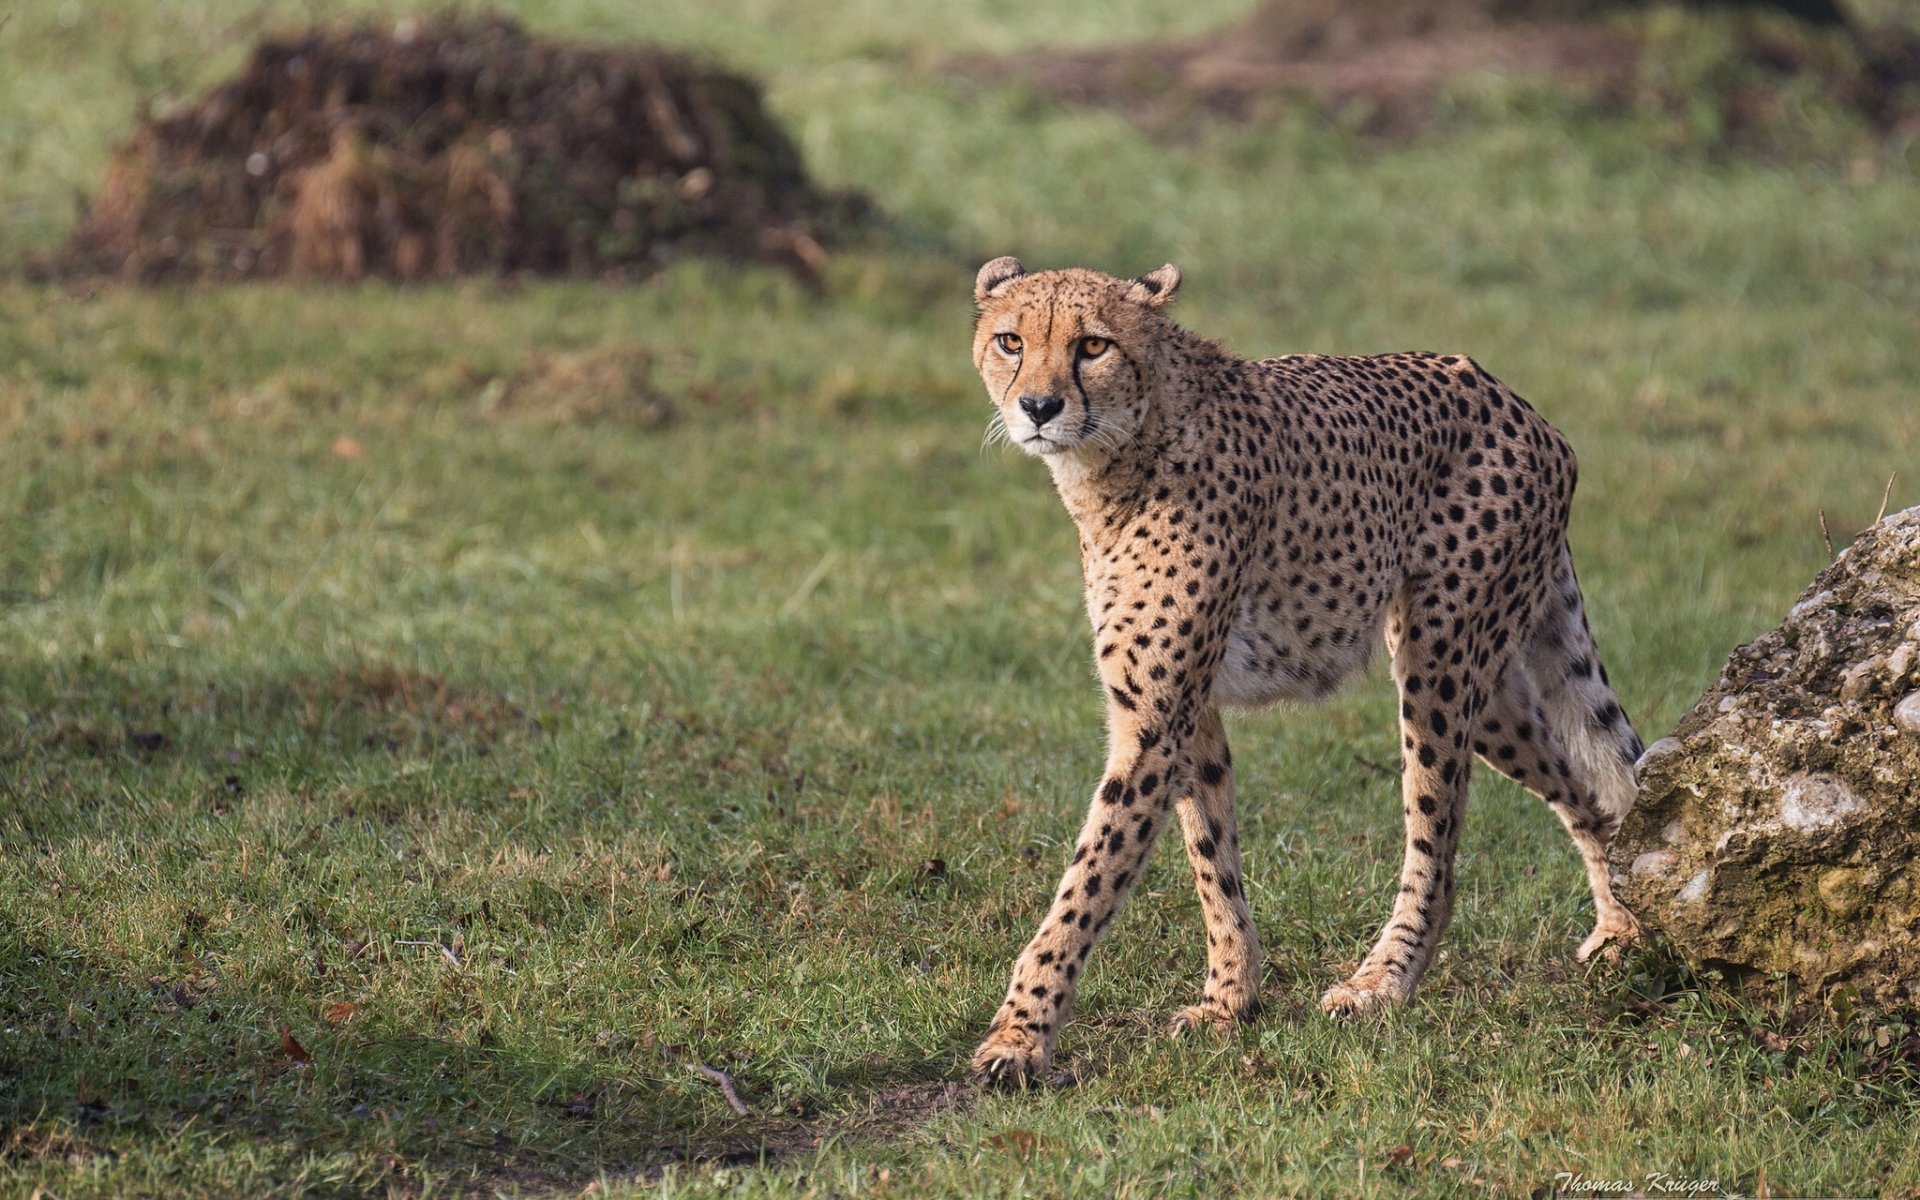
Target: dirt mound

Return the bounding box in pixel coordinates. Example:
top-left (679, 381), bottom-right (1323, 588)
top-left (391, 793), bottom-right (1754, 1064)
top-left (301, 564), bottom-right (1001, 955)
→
top-left (980, 0), bottom-right (1918, 144)
top-left (54, 17), bottom-right (859, 283)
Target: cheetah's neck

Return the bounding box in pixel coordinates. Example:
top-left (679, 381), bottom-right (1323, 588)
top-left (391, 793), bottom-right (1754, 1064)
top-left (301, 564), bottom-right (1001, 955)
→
top-left (1045, 324), bottom-right (1232, 541)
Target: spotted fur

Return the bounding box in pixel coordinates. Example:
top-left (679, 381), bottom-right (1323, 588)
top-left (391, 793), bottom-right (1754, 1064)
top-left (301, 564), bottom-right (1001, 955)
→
top-left (967, 258), bottom-right (1643, 1086)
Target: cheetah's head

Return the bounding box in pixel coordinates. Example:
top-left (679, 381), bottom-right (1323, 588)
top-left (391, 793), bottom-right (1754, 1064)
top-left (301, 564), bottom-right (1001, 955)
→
top-left (972, 257), bottom-right (1181, 461)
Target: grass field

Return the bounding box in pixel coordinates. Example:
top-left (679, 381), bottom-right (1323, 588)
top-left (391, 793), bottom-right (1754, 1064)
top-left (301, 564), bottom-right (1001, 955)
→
top-left (4, 1), bottom-right (1920, 1196)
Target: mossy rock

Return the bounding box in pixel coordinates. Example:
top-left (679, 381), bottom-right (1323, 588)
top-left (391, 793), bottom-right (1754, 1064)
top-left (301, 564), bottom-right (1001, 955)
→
top-left (1613, 506), bottom-right (1920, 1011)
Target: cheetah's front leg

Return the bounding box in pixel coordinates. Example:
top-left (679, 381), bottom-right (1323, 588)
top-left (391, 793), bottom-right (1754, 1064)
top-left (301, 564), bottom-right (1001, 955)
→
top-left (1168, 707), bottom-right (1262, 1034)
top-left (971, 702), bottom-right (1191, 1086)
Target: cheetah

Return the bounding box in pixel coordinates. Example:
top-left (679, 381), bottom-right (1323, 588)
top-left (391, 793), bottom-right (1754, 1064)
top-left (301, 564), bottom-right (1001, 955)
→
top-left (967, 257), bottom-right (1644, 1085)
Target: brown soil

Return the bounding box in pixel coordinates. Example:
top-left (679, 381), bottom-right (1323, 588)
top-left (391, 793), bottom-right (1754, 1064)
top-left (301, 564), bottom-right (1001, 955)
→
top-left (631, 1079), bottom-right (976, 1185)
top-left (457, 345), bottom-right (678, 429)
top-left (976, 0), bottom-right (1917, 140)
top-left (1, 1122), bottom-right (102, 1166)
top-left (53, 17), bottom-right (861, 283)
top-left (977, 0), bottom-right (1640, 134)
top-left (321, 665), bottom-right (527, 738)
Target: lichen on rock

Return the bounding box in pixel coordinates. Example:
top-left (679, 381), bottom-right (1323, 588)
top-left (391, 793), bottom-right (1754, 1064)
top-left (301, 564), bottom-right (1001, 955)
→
top-left (1612, 505), bottom-right (1920, 1010)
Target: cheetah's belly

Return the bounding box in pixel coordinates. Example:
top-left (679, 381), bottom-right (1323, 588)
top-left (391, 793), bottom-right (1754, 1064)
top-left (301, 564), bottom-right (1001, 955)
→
top-left (1211, 602), bottom-right (1382, 712)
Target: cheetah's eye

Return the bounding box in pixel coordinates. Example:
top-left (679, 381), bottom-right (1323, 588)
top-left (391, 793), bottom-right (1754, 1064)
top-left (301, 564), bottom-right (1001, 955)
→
top-left (1079, 336), bottom-right (1111, 359)
top-left (995, 332), bottom-right (1023, 355)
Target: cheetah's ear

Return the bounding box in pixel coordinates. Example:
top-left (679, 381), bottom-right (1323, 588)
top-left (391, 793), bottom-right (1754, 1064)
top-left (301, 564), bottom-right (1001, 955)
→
top-left (974, 256), bottom-right (1027, 303)
top-left (1127, 263), bottom-right (1182, 308)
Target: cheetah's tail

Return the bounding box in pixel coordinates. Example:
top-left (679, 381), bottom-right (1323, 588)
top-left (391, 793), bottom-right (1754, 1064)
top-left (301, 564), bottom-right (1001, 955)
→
top-left (1526, 548), bottom-right (1643, 831)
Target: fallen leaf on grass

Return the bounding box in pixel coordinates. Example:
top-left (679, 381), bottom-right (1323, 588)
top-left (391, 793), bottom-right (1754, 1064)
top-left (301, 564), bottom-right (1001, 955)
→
top-left (1385, 1143), bottom-right (1416, 1168)
top-left (322, 1002), bottom-right (359, 1024)
top-left (279, 1024), bottom-right (311, 1063)
top-left (986, 1129), bottom-right (1060, 1158)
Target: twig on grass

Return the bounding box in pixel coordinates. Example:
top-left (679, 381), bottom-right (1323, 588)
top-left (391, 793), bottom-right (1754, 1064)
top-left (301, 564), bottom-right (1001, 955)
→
top-left (394, 939), bottom-right (461, 967)
top-left (685, 1060), bottom-right (751, 1117)
top-left (779, 550), bottom-right (839, 619)
top-left (663, 1047), bottom-right (751, 1116)
top-left (1876, 472), bottom-right (1898, 525)
top-left (1352, 755), bottom-right (1395, 778)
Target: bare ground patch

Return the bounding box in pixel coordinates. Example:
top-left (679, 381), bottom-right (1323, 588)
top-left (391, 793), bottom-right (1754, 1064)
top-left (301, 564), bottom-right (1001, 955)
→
top-left (631, 1079), bottom-right (975, 1184)
top-left (320, 665), bottom-right (532, 741)
top-left (963, 0), bottom-right (1920, 145)
top-left (12, 665), bottom-right (537, 767)
top-left (436, 345), bottom-right (680, 430)
top-left (0, 1122), bottom-right (109, 1168)
top-left (417, 1079), bottom-right (977, 1196)
top-left (975, 3), bottom-right (1637, 135)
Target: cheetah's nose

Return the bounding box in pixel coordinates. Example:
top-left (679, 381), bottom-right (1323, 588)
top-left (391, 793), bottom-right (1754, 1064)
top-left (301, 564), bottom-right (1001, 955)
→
top-left (1019, 394), bottom-right (1064, 427)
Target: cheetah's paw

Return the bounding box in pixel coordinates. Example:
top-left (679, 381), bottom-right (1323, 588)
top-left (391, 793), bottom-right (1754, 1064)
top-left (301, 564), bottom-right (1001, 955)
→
top-left (1576, 912), bottom-right (1641, 964)
top-left (1169, 995), bottom-right (1261, 1036)
top-left (1319, 977), bottom-right (1408, 1019)
top-left (1169, 1002), bottom-right (1234, 1037)
top-left (970, 1026), bottom-right (1052, 1089)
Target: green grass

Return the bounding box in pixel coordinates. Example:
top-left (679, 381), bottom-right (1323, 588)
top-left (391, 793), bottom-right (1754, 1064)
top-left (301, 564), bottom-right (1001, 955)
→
top-left (4, 1), bottom-right (1920, 1196)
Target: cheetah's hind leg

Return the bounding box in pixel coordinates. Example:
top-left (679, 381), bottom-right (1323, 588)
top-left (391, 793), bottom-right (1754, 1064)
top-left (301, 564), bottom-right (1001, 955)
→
top-left (1319, 610), bottom-right (1485, 1017)
top-left (1497, 548), bottom-right (1644, 962)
